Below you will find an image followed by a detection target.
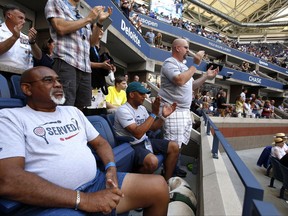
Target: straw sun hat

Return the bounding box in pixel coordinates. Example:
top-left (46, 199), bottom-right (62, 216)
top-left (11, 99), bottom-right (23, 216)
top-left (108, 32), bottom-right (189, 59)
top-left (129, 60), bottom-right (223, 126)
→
top-left (272, 137), bottom-right (284, 145)
top-left (274, 133), bottom-right (287, 139)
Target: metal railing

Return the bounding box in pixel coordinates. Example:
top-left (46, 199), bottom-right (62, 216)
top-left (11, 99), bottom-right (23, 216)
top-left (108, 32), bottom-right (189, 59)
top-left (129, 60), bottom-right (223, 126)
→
top-left (202, 112), bottom-right (280, 216)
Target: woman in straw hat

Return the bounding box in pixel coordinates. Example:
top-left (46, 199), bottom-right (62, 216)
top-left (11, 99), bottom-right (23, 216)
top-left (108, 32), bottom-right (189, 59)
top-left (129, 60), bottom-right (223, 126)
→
top-left (271, 137), bottom-right (288, 160)
top-left (274, 133), bottom-right (287, 144)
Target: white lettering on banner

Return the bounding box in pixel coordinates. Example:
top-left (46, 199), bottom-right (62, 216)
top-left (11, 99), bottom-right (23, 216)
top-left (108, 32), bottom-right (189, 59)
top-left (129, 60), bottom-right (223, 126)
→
top-left (121, 20), bottom-right (141, 47)
top-left (259, 60), bottom-right (268, 66)
top-left (208, 42), bottom-right (231, 53)
top-left (249, 76), bottom-right (262, 84)
top-left (140, 18), bottom-right (158, 27)
top-left (285, 71), bottom-right (288, 74)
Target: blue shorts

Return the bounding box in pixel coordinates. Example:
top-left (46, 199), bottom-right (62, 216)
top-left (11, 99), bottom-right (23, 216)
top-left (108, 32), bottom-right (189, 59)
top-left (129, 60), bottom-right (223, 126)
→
top-left (132, 138), bottom-right (168, 167)
top-left (11, 170), bottom-right (127, 216)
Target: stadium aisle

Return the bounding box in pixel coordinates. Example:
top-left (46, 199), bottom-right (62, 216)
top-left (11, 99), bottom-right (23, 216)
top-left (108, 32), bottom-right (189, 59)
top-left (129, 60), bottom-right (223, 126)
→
top-left (222, 147), bottom-right (288, 215)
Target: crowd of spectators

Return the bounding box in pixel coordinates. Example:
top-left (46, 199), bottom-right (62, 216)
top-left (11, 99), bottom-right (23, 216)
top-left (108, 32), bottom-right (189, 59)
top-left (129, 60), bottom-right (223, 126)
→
top-left (126, 1), bottom-right (288, 69)
top-left (190, 89), bottom-right (286, 119)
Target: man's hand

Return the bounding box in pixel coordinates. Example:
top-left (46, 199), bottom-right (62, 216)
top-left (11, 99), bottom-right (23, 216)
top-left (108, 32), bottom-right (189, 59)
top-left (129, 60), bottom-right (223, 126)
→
top-left (194, 50), bottom-right (205, 65)
top-left (206, 65), bottom-right (219, 80)
top-left (151, 96), bottom-right (161, 116)
top-left (12, 23), bottom-right (24, 39)
top-left (28, 27), bottom-right (37, 43)
top-left (106, 167), bottom-right (118, 189)
top-left (102, 60), bottom-right (113, 70)
top-left (162, 102), bottom-right (177, 118)
top-left (81, 188), bottom-right (124, 214)
top-left (88, 6), bottom-right (105, 23)
top-left (98, 7), bottom-right (113, 24)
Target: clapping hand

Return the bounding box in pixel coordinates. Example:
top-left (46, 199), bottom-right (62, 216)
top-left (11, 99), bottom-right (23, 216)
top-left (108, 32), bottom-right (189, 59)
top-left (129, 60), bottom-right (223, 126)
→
top-left (151, 96), bottom-right (161, 116)
top-left (98, 7), bottom-right (113, 24)
top-left (193, 50), bottom-right (205, 65)
top-left (12, 22), bottom-right (24, 39)
top-left (162, 102), bottom-right (177, 118)
top-left (28, 27), bottom-right (37, 43)
top-left (206, 65), bottom-right (219, 80)
top-left (89, 6), bottom-right (105, 23)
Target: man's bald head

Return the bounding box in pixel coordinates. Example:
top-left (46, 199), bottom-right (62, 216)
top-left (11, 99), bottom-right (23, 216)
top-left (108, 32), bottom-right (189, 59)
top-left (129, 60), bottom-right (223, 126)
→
top-left (20, 66), bottom-right (65, 110)
top-left (20, 66), bottom-right (56, 83)
top-left (171, 38), bottom-right (189, 61)
top-left (172, 38), bottom-right (188, 48)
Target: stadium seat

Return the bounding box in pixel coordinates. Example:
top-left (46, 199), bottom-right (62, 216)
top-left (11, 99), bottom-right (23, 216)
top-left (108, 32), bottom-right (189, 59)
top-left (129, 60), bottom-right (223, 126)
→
top-left (0, 74), bottom-right (24, 109)
top-left (0, 199), bottom-right (21, 214)
top-left (105, 113), bottom-right (164, 170)
top-left (279, 163), bottom-right (288, 199)
top-left (269, 156), bottom-right (283, 188)
top-left (10, 75), bottom-right (26, 104)
top-left (86, 115), bottom-right (135, 172)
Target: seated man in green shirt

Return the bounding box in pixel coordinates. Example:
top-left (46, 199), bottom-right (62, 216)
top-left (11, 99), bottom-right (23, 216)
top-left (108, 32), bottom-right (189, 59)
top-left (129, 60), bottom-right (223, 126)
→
top-left (106, 76), bottom-right (127, 113)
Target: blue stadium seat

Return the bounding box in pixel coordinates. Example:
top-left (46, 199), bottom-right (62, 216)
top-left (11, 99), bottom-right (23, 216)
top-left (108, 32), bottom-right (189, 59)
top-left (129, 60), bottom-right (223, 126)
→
top-left (86, 115), bottom-right (135, 172)
top-left (279, 163), bottom-right (288, 199)
top-left (10, 75), bottom-right (26, 104)
top-left (0, 74), bottom-right (24, 109)
top-left (269, 156), bottom-right (283, 188)
top-left (0, 199), bottom-right (21, 214)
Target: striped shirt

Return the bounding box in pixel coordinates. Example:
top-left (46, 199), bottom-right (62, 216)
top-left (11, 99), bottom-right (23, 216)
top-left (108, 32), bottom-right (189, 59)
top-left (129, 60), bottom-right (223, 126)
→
top-left (45, 0), bottom-right (92, 72)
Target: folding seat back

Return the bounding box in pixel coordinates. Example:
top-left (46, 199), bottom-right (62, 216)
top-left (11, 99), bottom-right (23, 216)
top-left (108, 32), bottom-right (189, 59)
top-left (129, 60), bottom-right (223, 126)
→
top-left (279, 163), bottom-right (288, 199)
top-left (269, 156), bottom-right (283, 187)
top-left (86, 115), bottom-right (134, 172)
top-left (0, 74), bottom-right (24, 108)
top-left (10, 75), bottom-right (26, 103)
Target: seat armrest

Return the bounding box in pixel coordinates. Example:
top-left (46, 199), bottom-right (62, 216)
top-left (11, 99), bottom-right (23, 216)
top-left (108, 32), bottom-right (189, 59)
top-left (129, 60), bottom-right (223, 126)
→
top-left (0, 199), bottom-right (22, 214)
top-left (115, 136), bottom-right (133, 145)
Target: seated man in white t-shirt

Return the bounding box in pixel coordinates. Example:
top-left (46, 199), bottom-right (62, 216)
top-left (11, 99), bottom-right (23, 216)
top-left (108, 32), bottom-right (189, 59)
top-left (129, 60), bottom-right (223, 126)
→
top-left (114, 81), bottom-right (179, 181)
top-left (0, 67), bottom-right (170, 216)
top-left (0, 4), bottom-right (41, 70)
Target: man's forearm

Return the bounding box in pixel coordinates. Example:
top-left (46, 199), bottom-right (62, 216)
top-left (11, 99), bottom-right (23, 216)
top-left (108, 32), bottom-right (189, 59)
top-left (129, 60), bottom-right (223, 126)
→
top-left (30, 43), bottom-right (42, 60)
top-left (90, 136), bottom-right (115, 166)
top-left (193, 73), bottom-right (208, 90)
top-left (50, 17), bottom-right (92, 36)
top-left (0, 36), bottom-right (18, 55)
top-left (1, 167), bottom-right (76, 209)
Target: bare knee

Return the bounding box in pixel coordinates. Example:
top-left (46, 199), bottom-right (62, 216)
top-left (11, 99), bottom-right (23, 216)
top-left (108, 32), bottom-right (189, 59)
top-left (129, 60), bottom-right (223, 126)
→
top-left (151, 175), bottom-right (170, 202)
top-left (168, 141), bottom-right (179, 155)
top-left (143, 154), bottom-right (159, 172)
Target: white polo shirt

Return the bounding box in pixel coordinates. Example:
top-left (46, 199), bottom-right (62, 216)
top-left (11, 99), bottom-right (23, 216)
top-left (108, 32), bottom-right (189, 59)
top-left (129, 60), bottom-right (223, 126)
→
top-left (0, 22), bottom-right (33, 70)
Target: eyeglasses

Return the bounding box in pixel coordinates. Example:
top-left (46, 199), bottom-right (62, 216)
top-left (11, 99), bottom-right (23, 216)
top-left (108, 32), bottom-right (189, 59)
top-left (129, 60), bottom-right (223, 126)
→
top-left (123, 2), bottom-right (128, 4)
top-left (25, 76), bottom-right (62, 85)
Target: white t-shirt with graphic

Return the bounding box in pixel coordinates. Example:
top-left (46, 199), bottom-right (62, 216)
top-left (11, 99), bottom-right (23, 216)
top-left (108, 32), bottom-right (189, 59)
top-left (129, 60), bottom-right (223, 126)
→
top-left (0, 106), bottom-right (99, 189)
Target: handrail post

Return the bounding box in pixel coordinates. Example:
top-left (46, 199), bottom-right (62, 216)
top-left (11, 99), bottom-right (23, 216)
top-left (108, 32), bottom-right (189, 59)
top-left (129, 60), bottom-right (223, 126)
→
top-left (206, 121), bottom-right (211, 135)
top-left (212, 134), bottom-right (219, 159)
top-left (242, 187), bottom-right (264, 216)
top-left (203, 111), bottom-right (207, 126)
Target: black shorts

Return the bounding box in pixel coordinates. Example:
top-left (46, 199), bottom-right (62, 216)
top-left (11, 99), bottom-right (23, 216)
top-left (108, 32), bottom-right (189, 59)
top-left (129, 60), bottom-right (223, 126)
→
top-left (132, 138), bottom-right (169, 167)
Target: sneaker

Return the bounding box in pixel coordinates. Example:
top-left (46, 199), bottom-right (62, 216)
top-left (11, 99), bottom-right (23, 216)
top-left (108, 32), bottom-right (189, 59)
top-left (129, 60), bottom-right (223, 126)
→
top-left (173, 166), bottom-right (187, 177)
